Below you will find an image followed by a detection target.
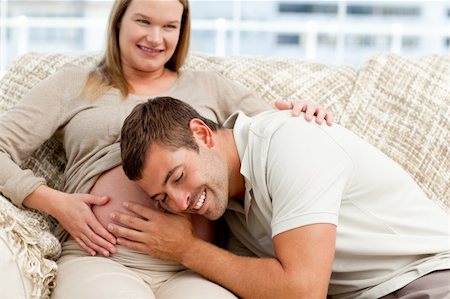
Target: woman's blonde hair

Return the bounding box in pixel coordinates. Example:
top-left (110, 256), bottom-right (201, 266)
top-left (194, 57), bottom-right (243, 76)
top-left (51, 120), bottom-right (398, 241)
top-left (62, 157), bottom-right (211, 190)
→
top-left (83, 0), bottom-right (190, 99)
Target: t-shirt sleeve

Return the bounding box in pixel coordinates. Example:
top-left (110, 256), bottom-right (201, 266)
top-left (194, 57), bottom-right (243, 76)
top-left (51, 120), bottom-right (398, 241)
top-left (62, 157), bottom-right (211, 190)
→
top-left (266, 119), bottom-right (354, 237)
top-left (213, 72), bottom-right (273, 122)
top-left (0, 69), bottom-right (69, 207)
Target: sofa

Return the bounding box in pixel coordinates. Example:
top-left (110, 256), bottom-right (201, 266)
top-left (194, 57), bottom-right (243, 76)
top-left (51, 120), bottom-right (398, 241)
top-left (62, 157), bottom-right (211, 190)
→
top-left (0, 52), bottom-right (449, 298)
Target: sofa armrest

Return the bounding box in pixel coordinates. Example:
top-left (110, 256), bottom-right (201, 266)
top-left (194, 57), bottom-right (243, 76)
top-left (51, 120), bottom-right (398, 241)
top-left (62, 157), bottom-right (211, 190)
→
top-left (0, 194), bottom-right (60, 298)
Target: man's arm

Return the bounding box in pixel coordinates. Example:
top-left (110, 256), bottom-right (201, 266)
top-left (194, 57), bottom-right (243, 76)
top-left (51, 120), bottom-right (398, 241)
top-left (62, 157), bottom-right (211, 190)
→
top-left (109, 205), bottom-right (336, 299)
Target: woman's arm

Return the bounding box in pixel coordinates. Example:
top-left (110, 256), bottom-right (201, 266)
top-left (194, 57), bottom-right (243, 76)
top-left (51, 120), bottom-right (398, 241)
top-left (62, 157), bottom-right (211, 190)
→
top-left (0, 70), bottom-right (66, 207)
top-left (0, 68), bottom-right (116, 255)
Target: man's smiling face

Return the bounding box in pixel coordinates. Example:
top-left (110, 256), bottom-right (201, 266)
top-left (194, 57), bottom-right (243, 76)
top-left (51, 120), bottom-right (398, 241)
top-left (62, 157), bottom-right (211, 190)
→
top-left (137, 142), bottom-right (230, 221)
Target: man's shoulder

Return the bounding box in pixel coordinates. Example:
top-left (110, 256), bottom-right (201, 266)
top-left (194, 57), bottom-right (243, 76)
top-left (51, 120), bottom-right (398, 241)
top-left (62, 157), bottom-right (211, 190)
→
top-left (248, 110), bottom-right (309, 138)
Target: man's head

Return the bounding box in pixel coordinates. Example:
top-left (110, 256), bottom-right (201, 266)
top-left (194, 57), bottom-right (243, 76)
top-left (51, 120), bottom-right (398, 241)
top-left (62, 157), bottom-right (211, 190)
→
top-left (121, 97), bottom-right (230, 220)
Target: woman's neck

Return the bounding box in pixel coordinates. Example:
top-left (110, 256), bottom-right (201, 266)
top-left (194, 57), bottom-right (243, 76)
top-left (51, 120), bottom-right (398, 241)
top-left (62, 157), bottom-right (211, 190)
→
top-left (125, 67), bottom-right (178, 96)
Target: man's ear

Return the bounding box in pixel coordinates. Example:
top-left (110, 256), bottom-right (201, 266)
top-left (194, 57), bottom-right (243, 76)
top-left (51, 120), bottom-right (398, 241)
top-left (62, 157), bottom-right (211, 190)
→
top-left (189, 119), bottom-right (215, 148)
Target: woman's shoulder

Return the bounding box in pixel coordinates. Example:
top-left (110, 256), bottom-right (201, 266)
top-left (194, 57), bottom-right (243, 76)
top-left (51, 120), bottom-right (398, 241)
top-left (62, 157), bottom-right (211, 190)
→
top-left (181, 68), bottom-right (219, 78)
top-left (45, 63), bottom-right (91, 85)
top-left (31, 64), bottom-right (93, 101)
top-left (180, 69), bottom-right (238, 86)
top-left (60, 63), bottom-right (92, 79)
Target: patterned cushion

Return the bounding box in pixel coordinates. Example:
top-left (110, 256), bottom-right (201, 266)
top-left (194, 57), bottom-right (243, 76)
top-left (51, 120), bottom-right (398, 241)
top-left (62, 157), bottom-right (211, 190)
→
top-left (340, 54), bottom-right (450, 210)
top-left (184, 54), bottom-right (357, 122)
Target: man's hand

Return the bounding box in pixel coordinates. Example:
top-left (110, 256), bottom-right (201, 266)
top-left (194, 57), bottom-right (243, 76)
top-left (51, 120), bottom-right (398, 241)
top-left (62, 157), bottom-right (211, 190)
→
top-left (108, 201), bottom-right (197, 262)
top-left (108, 202), bottom-right (336, 299)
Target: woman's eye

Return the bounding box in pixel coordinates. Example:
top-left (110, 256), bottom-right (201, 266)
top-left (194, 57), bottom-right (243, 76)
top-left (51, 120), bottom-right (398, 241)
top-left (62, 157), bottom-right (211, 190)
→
top-left (137, 19), bottom-right (149, 25)
top-left (164, 24), bottom-right (177, 29)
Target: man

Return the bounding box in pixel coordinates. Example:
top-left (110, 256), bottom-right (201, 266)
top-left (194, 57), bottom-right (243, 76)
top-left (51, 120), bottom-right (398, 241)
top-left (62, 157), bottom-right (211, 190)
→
top-left (112, 96), bottom-right (450, 298)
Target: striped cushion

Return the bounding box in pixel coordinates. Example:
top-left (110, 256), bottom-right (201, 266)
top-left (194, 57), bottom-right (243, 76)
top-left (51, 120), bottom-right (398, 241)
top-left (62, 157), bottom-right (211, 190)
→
top-left (340, 54), bottom-right (450, 211)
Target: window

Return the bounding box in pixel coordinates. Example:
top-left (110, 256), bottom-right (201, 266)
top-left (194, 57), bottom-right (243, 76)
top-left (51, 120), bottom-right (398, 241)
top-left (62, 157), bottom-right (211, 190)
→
top-left (347, 5), bottom-right (373, 15)
top-left (346, 35), bottom-right (391, 49)
top-left (277, 34), bottom-right (300, 45)
top-left (318, 34), bottom-right (336, 47)
top-left (402, 36), bottom-right (420, 49)
top-left (347, 5), bottom-right (420, 16)
top-left (279, 3), bottom-right (337, 14)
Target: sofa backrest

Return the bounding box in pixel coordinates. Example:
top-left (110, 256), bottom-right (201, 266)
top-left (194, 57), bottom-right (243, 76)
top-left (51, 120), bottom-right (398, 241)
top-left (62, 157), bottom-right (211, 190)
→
top-left (0, 52), bottom-right (448, 211)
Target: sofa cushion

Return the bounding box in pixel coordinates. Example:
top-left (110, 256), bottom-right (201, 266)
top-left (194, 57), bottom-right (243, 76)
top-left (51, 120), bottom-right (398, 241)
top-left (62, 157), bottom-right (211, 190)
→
top-left (340, 54), bottom-right (450, 210)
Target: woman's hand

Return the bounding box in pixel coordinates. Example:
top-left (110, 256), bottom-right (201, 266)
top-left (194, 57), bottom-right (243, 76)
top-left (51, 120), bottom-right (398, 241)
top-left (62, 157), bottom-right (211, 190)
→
top-left (275, 99), bottom-right (333, 126)
top-left (53, 192), bottom-right (117, 256)
top-left (23, 185), bottom-right (116, 256)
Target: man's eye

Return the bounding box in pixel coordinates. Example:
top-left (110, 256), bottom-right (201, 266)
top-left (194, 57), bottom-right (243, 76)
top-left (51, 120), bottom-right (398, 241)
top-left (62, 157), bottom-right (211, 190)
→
top-left (175, 173), bottom-right (183, 183)
top-left (154, 200), bottom-right (167, 212)
top-left (153, 193), bottom-right (167, 203)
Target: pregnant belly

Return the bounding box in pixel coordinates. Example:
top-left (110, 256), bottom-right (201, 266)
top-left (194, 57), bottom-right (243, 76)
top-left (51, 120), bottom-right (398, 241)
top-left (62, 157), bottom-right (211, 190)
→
top-left (90, 166), bottom-right (214, 242)
top-left (90, 166), bottom-right (153, 231)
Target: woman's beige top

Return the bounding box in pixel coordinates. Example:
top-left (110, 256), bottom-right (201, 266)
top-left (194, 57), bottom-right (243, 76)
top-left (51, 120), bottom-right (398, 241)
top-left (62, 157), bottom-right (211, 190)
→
top-left (0, 65), bottom-right (271, 207)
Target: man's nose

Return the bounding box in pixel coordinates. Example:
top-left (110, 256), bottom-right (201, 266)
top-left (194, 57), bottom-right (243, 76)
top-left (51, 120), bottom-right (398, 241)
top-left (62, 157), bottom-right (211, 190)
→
top-left (171, 189), bottom-right (191, 212)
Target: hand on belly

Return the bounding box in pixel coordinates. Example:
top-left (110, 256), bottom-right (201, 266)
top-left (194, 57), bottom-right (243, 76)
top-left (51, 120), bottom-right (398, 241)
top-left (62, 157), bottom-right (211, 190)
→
top-left (90, 166), bottom-right (154, 235)
top-left (92, 195), bottom-right (154, 234)
top-left (90, 166), bottom-right (215, 242)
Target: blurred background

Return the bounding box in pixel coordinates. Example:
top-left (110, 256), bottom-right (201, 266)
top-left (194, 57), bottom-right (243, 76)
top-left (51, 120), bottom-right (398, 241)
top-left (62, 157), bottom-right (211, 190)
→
top-left (1, 0), bottom-right (449, 77)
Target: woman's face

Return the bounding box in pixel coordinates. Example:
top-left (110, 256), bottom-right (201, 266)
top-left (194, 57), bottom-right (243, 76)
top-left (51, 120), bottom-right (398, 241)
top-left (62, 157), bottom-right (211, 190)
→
top-left (118, 0), bottom-right (183, 77)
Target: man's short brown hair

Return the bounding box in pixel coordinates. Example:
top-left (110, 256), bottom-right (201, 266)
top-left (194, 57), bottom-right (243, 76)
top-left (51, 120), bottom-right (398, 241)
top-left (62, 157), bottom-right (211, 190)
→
top-left (121, 96), bottom-right (221, 180)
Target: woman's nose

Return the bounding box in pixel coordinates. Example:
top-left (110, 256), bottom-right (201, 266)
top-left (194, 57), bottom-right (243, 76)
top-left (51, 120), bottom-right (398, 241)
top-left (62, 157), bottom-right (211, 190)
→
top-left (146, 27), bottom-right (162, 45)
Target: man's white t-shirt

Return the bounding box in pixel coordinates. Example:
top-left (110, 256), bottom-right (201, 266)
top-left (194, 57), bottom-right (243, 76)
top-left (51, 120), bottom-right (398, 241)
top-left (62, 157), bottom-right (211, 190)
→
top-left (223, 110), bottom-right (450, 299)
